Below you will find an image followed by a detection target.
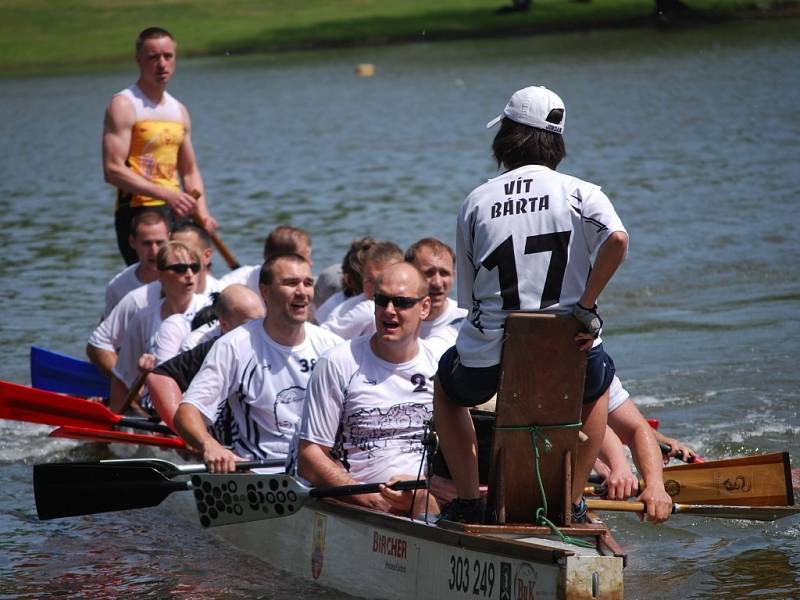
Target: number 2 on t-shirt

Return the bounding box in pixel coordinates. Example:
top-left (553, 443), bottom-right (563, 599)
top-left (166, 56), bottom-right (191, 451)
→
top-left (481, 231), bottom-right (571, 310)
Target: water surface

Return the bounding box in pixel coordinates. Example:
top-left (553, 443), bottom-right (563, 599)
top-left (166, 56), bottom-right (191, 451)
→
top-left (1, 19), bottom-right (799, 599)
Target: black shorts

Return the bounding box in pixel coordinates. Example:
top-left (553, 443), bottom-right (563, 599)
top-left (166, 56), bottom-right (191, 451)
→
top-left (583, 343), bottom-right (616, 404)
top-left (436, 343), bottom-right (616, 407)
top-left (436, 346), bottom-right (501, 408)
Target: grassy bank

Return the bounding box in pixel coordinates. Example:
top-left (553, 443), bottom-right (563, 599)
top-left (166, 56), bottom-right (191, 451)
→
top-left (1, 0), bottom-right (796, 75)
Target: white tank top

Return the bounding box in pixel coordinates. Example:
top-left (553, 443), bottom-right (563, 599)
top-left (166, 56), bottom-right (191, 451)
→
top-left (115, 84), bottom-right (183, 123)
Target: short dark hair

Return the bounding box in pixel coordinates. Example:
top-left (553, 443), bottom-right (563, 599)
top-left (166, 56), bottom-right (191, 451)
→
top-left (131, 209), bottom-right (168, 238)
top-left (404, 238), bottom-right (454, 265)
top-left (263, 225), bottom-right (311, 260)
top-left (365, 241), bottom-right (403, 268)
top-left (491, 115), bottom-right (566, 171)
top-left (340, 236), bottom-right (376, 297)
top-left (135, 27), bottom-right (174, 55)
top-left (171, 222), bottom-right (212, 250)
top-left (258, 253), bottom-right (310, 286)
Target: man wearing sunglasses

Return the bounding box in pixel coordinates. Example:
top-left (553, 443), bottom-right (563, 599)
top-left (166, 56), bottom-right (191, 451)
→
top-left (87, 224), bottom-right (218, 378)
top-left (109, 241), bottom-right (211, 413)
top-left (174, 254), bottom-right (342, 472)
top-left (170, 222), bottom-right (224, 295)
top-left (297, 262), bottom-right (440, 517)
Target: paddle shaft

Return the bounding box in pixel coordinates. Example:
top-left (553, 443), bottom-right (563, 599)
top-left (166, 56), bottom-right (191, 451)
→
top-left (99, 458), bottom-right (285, 476)
top-left (50, 425), bottom-right (187, 449)
top-left (116, 371), bottom-right (149, 416)
top-left (310, 479), bottom-right (426, 499)
top-left (190, 194), bottom-right (240, 270)
top-left (585, 498), bottom-right (800, 521)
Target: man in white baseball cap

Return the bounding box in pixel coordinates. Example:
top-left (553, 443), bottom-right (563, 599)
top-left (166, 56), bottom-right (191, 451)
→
top-left (485, 85), bottom-right (566, 133)
top-left (433, 84), bottom-right (633, 524)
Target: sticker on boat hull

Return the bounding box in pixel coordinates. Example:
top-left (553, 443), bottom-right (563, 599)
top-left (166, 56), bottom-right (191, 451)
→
top-left (372, 530), bottom-right (408, 573)
top-left (311, 512), bottom-right (327, 580)
top-left (513, 563), bottom-right (537, 600)
top-left (500, 562), bottom-right (511, 600)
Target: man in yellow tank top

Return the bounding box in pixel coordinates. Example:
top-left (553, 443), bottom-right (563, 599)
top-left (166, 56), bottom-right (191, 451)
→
top-left (103, 27), bottom-right (217, 265)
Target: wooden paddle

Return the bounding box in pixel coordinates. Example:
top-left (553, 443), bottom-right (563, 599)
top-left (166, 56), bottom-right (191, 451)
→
top-left (191, 473), bottom-right (427, 528)
top-left (585, 498), bottom-right (800, 521)
top-left (34, 459), bottom-right (283, 520)
top-left (113, 370), bottom-right (148, 415)
top-left (588, 452), bottom-right (795, 506)
top-left (189, 191), bottom-right (241, 270)
top-left (0, 380), bottom-right (173, 435)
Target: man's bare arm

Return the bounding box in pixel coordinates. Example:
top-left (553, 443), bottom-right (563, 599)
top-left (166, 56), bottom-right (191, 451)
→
top-left (578, 231), bottom-right (628, 309)
top-left (176, 105), bottom-right (216, 231)
top-left (173, 403), bottom-right (242, 472)
top-left (146, 372), bottom-right (182, 432)
top-left (608, 400), bottom-right (672, 523)
top-left (102, 95), bottom-right (197, 217)
top-left (108, 374), bottom-right (131, 413)
top-left (298, 440), bottom-right (390, 511)
top-left (86, 343), bottom-right (117, 379)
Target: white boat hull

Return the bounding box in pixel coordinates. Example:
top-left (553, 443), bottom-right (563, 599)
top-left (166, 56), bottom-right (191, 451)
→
top-left (189, 497), bottom-right (624, 600)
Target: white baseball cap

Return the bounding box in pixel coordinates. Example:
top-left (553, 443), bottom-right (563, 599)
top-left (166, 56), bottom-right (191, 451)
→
top-left (486, 86), bottom-right (566, 134)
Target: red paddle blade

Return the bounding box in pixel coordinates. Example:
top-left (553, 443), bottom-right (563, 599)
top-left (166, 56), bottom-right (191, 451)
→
top-left (49, 425), bottom-right (187, 449)
top-left (0, 380), bottom-right (120, 430)
top-left (646, 418), bottom-right (660, 430)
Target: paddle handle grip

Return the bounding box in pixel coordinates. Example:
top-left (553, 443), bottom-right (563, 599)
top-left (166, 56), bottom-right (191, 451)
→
top-left (586, 499), bottom-right (648, 513)
top-left (659, 442), bottom-right (704, 463)
top-left (311, 479), bottom-right (427, 499)
top-left (177, 459), bottom-right (285, 474)
top-left (189, 197), bottom-right (241, 270)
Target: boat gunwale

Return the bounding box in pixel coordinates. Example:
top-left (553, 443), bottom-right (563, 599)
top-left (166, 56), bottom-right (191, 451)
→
top-left (304, 496), bottom-right (623, 566)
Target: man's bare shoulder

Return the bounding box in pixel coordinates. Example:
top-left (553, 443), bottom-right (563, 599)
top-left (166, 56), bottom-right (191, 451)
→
top-left (174, 97), bottom-right (192, 128)
top-left (104, 93), bottom-right (136, 130)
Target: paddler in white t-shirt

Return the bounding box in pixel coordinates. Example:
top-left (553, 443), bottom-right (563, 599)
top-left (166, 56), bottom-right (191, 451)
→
top-left (298, 262), bottom-right (441, 517)
top-left (174, 254), bottom-right (342, 471)
top-left (109, 240), bottom-right (209, 413)
top-left (86, 224), bottom-right (218, 378)
top-left (102, 26), bottom-right (216, 266)
top-left (103, 210), bottom-right (169, 319)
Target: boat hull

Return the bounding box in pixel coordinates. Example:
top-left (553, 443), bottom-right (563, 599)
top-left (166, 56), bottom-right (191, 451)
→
top-left (191, 497), bottom-right (624, 600)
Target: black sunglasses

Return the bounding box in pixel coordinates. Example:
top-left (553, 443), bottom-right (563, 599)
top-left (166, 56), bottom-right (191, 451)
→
top-left (160, 262), bottom-right (201, 274)
top-left (374, 293), bottom-right (425, 310)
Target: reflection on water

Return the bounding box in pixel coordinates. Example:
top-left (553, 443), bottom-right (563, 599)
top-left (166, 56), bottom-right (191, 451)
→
top-left (1, 18), bottom-right (799, 600)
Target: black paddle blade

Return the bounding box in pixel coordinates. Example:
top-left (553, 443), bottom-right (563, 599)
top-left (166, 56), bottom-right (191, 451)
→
top-left (34, 463), bottom-right (189, 520)
top-left (191, 473), bottom-right (310, 528)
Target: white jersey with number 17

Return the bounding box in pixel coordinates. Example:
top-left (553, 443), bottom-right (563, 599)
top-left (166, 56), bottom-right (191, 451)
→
top-left (455, 164), bottom-right (626, 368)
